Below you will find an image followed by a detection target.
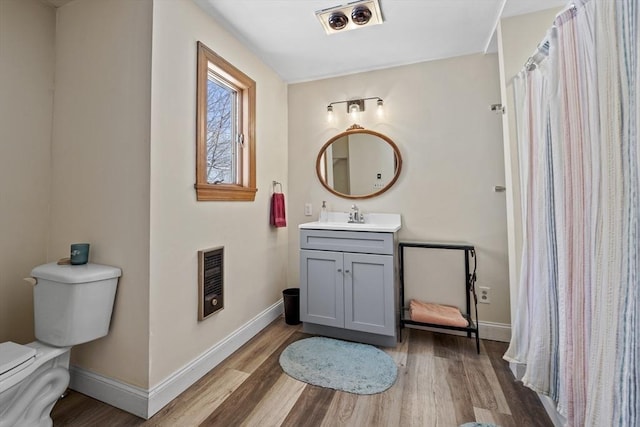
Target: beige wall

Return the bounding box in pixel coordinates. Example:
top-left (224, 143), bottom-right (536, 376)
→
top-left (497, 7), bottom-right (561, 322)
top-left (50, 0), bottom-right (153, 387)
top-left (4, 0), bottom-right (287, 392)
top-left (148, 0), bottom-right (289, 387)
top-left (0, 0), bottom-right (55, 343)
top-left (288, 54), bottom-right (511, 324)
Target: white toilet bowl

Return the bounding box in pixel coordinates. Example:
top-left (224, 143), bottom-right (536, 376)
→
top-left (0, 342), bottom-right (70, 427)
top-left (0, 262), bottom-right (121, 427)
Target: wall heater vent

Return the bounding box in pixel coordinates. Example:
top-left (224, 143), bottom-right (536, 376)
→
top-left (198, 246), bottom-right (224, 320)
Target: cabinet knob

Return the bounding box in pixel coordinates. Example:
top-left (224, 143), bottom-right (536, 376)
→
top-left (345, 270), bottom-right (350, 273)
top-left (337, 268), bottom-right (342, 272)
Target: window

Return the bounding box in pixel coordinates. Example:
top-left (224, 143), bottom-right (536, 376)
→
top-left (196, 42), bottom-right (256, 201)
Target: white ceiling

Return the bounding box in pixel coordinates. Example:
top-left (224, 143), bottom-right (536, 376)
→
top-left (193, 0), bottom-right (568, 83)
top-left (45, 0), bottom-right (568, 83)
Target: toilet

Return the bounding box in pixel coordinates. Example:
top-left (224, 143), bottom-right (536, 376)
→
top-left (0, 262), bottom-right (121, 427)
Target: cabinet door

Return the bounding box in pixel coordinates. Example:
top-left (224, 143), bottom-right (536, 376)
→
top-left (343, 253), bottom-right (394, 336)
top-left (300, 250), bottom-right (344, 328)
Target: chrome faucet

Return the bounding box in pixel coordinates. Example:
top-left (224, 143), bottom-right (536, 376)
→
top-left (348, 204), bottom-right (364, 223)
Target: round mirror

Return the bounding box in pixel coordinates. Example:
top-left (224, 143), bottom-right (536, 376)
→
top-left (316, 127), bottom-right (402, 199)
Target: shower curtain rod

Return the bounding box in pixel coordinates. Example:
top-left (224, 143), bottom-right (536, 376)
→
top-left (524, 39), bottom-right (550, 71)
top-left (522, 2), bottom-right (580, 71)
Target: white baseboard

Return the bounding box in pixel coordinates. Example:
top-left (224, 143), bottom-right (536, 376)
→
top-left (69, 300), bottom-right (284, 419)
top-left (405, 320), bottom-right (512, 343)
top-left (477, 321), bottom-right (511, 342)
top-left (69, 365), bottom-right (149, 418)
top-left (538, 394), bottom-right (566, 427)
top-left (147, 300), bottom-right (284, 417)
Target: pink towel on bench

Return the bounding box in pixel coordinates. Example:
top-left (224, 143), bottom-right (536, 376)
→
top-left (270, 193), bottom-right (286, 228)
top-left (409, 299), bottom-right (468, 327)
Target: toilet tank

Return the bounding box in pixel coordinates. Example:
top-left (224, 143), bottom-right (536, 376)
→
top-left (31, 262), bottom-right (122, 347)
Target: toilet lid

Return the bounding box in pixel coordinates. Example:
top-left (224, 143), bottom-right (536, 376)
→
top-left (0, 342), bottom-right (36, 379)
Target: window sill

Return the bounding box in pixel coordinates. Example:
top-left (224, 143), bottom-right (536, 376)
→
top-left (195, 183), bottom-right (257, 201)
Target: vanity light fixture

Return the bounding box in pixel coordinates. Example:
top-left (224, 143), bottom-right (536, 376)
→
top-left (326, 97), bottom-right (384, 122)
top-left (316, 0), bottom-right (383, 35)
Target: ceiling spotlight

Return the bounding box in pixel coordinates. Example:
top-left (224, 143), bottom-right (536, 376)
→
top-left (328, 12), bottom-right (348, 31)
top-left (351, 6), bottom-right (372, 25)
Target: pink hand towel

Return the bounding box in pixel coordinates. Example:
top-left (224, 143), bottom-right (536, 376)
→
top-left (409, 299), bottom-right (468, 327)
top-left (270, 193), bottom-right (286, 227)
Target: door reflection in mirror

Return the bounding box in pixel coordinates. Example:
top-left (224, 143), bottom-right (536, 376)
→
top-left (317, 128), bottom-right (402, 199)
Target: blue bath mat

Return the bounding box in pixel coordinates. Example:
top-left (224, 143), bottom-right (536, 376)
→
top-left (279, 336), bottom-right (397, 395)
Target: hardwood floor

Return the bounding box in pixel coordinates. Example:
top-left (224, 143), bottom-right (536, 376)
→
top-left (51, 318), bottom-right (553, 426)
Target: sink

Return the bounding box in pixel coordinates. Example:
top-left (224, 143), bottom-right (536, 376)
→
top-left (299, 212), bottom-right (401, 232)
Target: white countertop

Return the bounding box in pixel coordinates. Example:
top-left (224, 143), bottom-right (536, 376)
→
top-left (299, 212), bottom-right (401, 233)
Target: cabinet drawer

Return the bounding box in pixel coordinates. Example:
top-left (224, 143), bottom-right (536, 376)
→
top-left (300, 229), bottom-right (394, 255)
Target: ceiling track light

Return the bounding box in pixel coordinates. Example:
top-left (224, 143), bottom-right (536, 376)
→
top-left (316, 0), bottom-right (383, 35)
top-left (326, 97), bottom-right (384, 123)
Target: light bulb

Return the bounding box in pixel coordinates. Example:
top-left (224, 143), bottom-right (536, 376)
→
top-left (351, 6), bottom-right (372, 25)
top-left (349, 103), bottom-right (360, 122)
top-left (377, 99), bottom-right (384, 118)
top-left (327, 105), bottom-right (334, 123)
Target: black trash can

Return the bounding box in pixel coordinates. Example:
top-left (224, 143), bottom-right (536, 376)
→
top-left (282, 288), bottom-right (301, 325)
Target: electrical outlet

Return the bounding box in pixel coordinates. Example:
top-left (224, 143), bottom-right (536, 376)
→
top-left (479, 286), bottom-right (491, 304)
top-left (304, 203), bottom-right (312, 216)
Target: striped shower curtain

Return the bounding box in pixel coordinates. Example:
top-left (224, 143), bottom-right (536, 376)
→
top-left (504, 1), bottom-right (639, 426)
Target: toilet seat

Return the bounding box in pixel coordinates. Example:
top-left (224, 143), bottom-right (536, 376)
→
top-left (0, 342), bottom-right (36, 382)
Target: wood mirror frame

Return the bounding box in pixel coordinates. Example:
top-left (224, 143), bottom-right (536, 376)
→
top-left (316, 126), bottom-right (402, 199)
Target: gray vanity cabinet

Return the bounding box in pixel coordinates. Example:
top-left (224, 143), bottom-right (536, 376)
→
top-left (300, 249), bottom-right (345, 328)
top-left (299, 229), bottom-right (397, 346)
top-left (343, 252), bottom-right (393, 335)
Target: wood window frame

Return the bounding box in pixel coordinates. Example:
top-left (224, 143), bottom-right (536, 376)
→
top-left (196, 41), bottom-right (257, 201)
